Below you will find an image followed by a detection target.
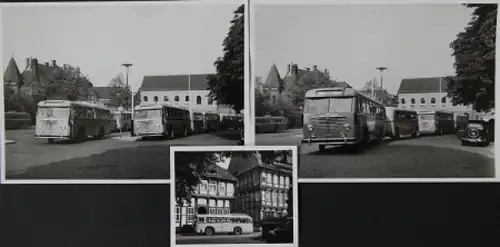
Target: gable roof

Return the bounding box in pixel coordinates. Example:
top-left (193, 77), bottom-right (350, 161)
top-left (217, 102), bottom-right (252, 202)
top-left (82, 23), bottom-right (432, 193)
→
top-left (140, 73), bottom-right (213, 91)
top-left (90, 87), bottom-right (126, 99)
top-left (398, 77), bottom-right (452, 94)
top-left (203, 164), bottom-right (237, 182)
top-left (3, 57), bottom-right (23, 85)
top-left (227, 152), bottom-right (292, 177)
top-left (264, 64), bottom-right (284, 88)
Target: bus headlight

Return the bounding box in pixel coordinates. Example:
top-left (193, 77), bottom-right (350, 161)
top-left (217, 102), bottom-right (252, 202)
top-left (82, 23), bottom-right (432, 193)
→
top-left (343, 123), bottom-right (351, 131)
top-left (61, 126), bottom-right (66, 130)
top-left (307, 124), bottom-right (314, 131)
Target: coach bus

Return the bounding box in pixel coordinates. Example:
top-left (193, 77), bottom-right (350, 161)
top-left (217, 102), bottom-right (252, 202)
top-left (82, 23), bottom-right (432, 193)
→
top-left (385, 107), bottom-right (419, 139)
top-left (220, 113), bottom-right (244, 130)
top-left (190, 111), bottom-right (204, 134)
top-left (134, 104), bottom-right (190, 139)
top-left (417, 110), bottom-right (455, 135)
top-left (301, 87), bottom-right (387, 151)
top-left (255, 116), bottom-right (288, 133)
top-left (202, 112), bottom-right (221, 132)
top-left (194, 214), bottom-right (254, 236)
top-left (35, 100), bottom-right (114, 143)
top-left (5, 111), bottom-right (33, 130)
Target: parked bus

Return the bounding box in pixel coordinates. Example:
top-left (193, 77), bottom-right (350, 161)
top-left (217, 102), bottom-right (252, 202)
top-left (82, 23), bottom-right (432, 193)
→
top-left (255, 116), bottom-right (288, 133)
top-left (417, 110), bottom-right (455, 135)
top-left (194, 214), bottom-right (254, 236)
top-left (220, 113), bottom-right (244, 130)
top-left (385, 107), bottom-right (419, 139)
top-left (203, 112), bottom-right (221, 132)
top-left (190, 111), bottom-right (204, 134)
top-left (35, 100), bottom-right (114, 143)
top-left (112, 110), bottom-right (132, 132)
top-left (5, 111), bottom-right (33, 130)
top-left (302, 87), bottom-right (387, 151)
top-left (134, 104), bottom-right (190, 139)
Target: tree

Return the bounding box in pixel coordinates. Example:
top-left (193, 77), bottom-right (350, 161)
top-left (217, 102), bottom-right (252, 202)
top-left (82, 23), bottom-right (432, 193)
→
top-left (207, 4), bottom-right (244, 112)
top-left (175, 150), bottom-right (292, 204)
top-left (107, 75), bottom-right (131, 109)
top-left (46, 65), bottom-right (93, 101)
top-left (447, 4), bottom-right (496, 112)
top-left (3, 85), bottom-right (23, 112)
top-left (285, 73), bottom-right (337, 106)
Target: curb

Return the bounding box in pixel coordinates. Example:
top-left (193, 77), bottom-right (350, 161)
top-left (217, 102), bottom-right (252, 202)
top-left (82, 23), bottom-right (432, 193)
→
top-left (5, 140), bottom-right (16, 145)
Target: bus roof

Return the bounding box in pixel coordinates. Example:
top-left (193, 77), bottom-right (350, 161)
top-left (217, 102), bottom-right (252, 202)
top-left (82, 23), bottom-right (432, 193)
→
top-left (417, 110), bottom-right (454, 115)
top-left (197, 213), bottom-right (251, 218)
top-left (135, 103), bottom-right (188, 111)
top-left (305, 87), bottom-right (385, 105)
top-left (37, 100), bottom-right (110, 111)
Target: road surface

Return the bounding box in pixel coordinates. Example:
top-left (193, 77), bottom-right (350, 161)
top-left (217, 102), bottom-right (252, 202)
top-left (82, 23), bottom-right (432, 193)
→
top-left (256, 129), bottom-right (495, 178)
top-left (176, 232), bottom-right (266, 244)
top-left (5, 129), bottom-right (239, 179)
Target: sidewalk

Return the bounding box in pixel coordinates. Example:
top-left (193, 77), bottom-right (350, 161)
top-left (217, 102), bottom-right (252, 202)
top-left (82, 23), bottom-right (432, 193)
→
top-left (109, 132), bottom-right (141, 141)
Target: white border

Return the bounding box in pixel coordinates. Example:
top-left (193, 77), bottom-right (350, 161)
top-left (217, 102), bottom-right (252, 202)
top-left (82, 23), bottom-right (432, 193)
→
top-left (250, 0), bottom-right (499, 182)
top-left (0, 0), bottom-right (245, 184)
top-left (244, 0), bottom-right (255, 146)
top-left (170, 145), bottom-right (299, 247)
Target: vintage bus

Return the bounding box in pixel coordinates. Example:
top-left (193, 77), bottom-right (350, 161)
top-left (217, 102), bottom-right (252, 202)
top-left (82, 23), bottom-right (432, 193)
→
top-left (35, 100), bottom-right (114, 143)
top-left (302, 87), bottom-right (387, 151)
top-left (203, 112), bottom-right (221, 132)
top-left (194, 214), bottom-right (254, 236)
top-left (220, 113), bottom-right (244, 130)
top-left (417, 110), bottom-right (455, 135)
top-left (112, 110), bottom-right (132, 132)
top-left (255, 116), bottom-right (288, 133)
top-left (385, 107), bottom-right (419, 139)
top-left (5, 111), bottom-right (33, 130)
top-left (134, 104), bottom-right (190, 139)
top-left (190, 111), bottom-right (204, 134)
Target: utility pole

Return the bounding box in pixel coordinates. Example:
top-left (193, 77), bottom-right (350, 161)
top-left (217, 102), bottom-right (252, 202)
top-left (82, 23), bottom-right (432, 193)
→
top-left (121, 63), bottom-right (133, 135)
top-left (376, 66), bottom-right (387, 101)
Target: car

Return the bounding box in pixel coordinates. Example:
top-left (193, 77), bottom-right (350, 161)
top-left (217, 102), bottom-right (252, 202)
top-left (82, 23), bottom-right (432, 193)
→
top-left (460, 120), bottom-right (491, 146)
top-left (266, 217), bottom-right (293, 243)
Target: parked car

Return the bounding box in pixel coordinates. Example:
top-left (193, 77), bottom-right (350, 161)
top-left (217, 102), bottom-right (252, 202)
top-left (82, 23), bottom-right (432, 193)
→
top-left (266, 217), bottom-right (293, 243)
top-left (459, 120), bottom-right (490, 146)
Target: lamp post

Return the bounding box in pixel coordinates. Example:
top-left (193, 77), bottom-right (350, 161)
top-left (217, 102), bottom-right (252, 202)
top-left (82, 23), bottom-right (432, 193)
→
top-left (376, 66), bottom-right (387, 101)
top-left (122, 63), bottom-right (133, 136)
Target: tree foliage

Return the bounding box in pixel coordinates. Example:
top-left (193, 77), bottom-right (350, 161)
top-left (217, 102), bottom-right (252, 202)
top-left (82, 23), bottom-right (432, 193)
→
top-left (175, 150), bottom-right (292, 204)
top-left (285, 72), bottom-right (336, 106)
top-left (3, 85), bottom-right (23, 112)
top-left (45, 65), bottom-right (93, 101)
top-left (207, 4), bottom-right (244, 112)
top-left (447, 4), bottom-right (496, 112)
top-left (107, 75), bottom-right (132, 109)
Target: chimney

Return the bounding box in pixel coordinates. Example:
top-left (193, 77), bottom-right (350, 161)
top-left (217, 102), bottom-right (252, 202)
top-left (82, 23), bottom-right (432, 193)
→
top-left (287, 64), bottom-right (291, 74)
top-left (313, 65), bottom-right (318, 71)
top-left (51, 60), bottom-right (56, 67)
top-left (324, 69), bottom-right (328, 75)
top-left (26, 58), bottom-right (31, 68)
top-left (44, 62), bottom-right (49, 66)
top-left (305, 67), bottom-right (310, 71)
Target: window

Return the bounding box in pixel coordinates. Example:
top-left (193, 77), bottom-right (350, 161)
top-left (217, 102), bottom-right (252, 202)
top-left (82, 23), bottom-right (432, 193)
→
top-left (226, 183), bottom-right (234, 196)
top-left (217, 208), bottom-right (224, 215)
top-left (224, 208), bottom-right (230, 214)
top-left (175, 96), bottom-right (179, 102)
top-left (152, 96), bottom-right (158, 102)
top-left (267, 173), bottom-right (272, 184)
top-left (176, 207), bottom-right (180, 222)
top-left (441, 97), bottom-right (446, 103)
top-left (279, 176), bottom-right (284, 188)
top-left (266, 191), bottom-right (271, 204)
top-left (209, 181), bottom-right (217, 195)
top-left (208, 97), bottom-right (213, 105)
top-left (410, 98), bottom-right (415, 104)
top-left (164, 96), bottom-right (169, 102)
top-left (200, 180), bottom-right (208, 193)
top-left (272, 191), bottom-right (277, 206)
top-left (185, 96), bottom-right (189, 102)
top-left (209, 208), bottom-right (217, 215)
top-left (273, 174), bottom-right (278, 187)
top-left (262, 191), bottom-right (266, 202)
top-left (196, 96), bottom-right (202, 105)
top-left (278, 192), bottom-right (283, 206)
top-left (261, 172), bottom-right (267, 185)
top-left (420, 98), bottom-right (425, 104)
top-left (431, 97), bottom-right (436, 104)
top-left (285, 177), bottom-right (290, 188)
top-left (272, 95), bottom-right (276, 104)
top-left (401, 98), bottom-right (406, 104)
top-left (143, 96), bottom-right (148, 102)
top-left (187, 207), bottom-right (194, 221)
top-left (219, 182), bottom-right (226, 196)
top-left (253, 172), bottom-right (258, 185)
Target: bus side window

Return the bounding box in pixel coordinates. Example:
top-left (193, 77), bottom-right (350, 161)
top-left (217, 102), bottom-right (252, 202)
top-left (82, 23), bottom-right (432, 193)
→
top-left (198, 217), bottom-right (205, 223)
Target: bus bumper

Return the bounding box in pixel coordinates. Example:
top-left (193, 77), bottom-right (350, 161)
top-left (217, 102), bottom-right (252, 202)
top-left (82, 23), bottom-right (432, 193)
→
top-left (301, 137), bottom-right (359, 145)
top-left (136, 133), bottom-right (163, 137)
top-left (35, 135), bottom-right (71, 140)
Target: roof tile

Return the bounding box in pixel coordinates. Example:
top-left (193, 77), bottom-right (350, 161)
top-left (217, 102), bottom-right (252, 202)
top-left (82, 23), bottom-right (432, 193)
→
top-left (140, 73), bottom-right (213, 91)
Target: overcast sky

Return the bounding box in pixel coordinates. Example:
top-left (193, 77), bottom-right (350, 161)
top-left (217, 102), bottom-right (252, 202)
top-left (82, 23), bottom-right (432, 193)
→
top-left (2, 3), bottom-right (240, 92)
top-left (254, 4), bottom-right (475, 94)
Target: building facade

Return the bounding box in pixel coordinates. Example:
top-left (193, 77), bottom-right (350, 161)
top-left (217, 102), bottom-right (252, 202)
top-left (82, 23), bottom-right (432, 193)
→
top-left (397, 77), bottom-right (478, 118)
top-left (139, 74), bottom-right (236, 114)
top-left (175, 165), bottom-right (237, 228)
top-left (228, 152), bottom-right (292, 227)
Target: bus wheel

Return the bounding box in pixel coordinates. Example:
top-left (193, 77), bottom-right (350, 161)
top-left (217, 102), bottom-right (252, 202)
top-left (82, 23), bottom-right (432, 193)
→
top-left (319, 145), bottom-right (326, 152)
top-left (204, 227), bottom-right (215, 236)
top-left (233, 227), bottom-right (242, 235)
top-left (47, 138), bottom-right (54, 144)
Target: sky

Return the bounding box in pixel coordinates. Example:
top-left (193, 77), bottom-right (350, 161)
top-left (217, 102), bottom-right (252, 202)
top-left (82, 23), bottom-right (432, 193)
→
top-left (254, 4), bottom-right (475, 94)
top-left (2, 3), bottom-right (240, 92)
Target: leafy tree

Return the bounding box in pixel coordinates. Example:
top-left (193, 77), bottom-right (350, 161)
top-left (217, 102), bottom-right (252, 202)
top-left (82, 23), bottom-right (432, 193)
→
top-left (175, 150), bottom-right (292, 204)
top-left (107, 75), bottom-right (132, 109)
top-left (3, 85), bottom-right (23, 112)
top-left (447, 4), bottom-right (496, 112)
top-left (45, 65), bottom-right (93, 101)
top-left (207, 4), bottom-right (244, 112)
top-left (285, 72), bottom-right (336, 106)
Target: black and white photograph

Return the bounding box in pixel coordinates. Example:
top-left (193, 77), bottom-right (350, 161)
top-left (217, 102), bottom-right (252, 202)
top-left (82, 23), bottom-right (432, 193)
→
top-left (171, 146), bottom-right (298, 246)
top-left (1, 1), bottom-right (245, 180)
top-left (253, 2), bottom-right (496, 179)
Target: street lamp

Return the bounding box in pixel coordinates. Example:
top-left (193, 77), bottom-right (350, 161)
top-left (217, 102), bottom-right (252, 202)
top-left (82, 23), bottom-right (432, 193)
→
top-left (376, 66), bottom-right (387, 101)
top-left (121, 63), bottom-right (133, 136)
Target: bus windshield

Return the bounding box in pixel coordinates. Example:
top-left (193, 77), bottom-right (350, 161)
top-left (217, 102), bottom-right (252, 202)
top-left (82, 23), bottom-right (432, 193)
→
top-left (419, 114), bottom-right (435, 121)
top-left (135, 109), bottom-right (161, 119)
top-left (37, 107), bottom-right (70, 118)
top-left (305, 97), bottom-right (354, 114)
